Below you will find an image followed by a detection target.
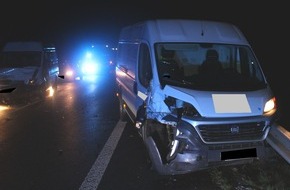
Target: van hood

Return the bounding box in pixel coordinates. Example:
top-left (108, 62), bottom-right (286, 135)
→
top-left (0, 67), bottom-right (39, 88)
top-left (163, 85), bottom-right (272, 117)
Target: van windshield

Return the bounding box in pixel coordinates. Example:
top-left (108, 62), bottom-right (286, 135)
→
top-left (155, 43), bottom-right (267, 91)
top-left (0, 51), bottom-right (42, 69)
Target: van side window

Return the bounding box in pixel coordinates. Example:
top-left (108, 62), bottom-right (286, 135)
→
top-left (117, 43), bottom-right (138, 79)
top-left (138, 43), bottom-right (152, 88)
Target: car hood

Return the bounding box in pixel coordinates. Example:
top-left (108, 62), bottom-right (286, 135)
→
top-left (163, 85), bottom-right (273, 117)
top-left (0, 67), bottom-right (39, 88)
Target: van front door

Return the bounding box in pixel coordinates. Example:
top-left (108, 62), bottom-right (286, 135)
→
top-left (136, 43), bottom-right (153, 122)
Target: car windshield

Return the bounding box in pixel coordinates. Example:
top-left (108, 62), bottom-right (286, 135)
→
top-left (0, 51), bottom-right (42, 68)
top-left (155, 43), bottom-right (267, 91)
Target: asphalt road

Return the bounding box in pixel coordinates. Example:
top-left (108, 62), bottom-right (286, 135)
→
top-left (0, 74), bottom-right (119, 190)
top-left (0, 72), bottom-right (290, 190)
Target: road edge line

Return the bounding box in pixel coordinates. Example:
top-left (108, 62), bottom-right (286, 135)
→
top-left (79, 120), bottom-right (127, 190)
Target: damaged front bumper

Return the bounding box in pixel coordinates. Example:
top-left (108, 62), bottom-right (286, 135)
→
top-left (142, 114), bottom-right (271, 175)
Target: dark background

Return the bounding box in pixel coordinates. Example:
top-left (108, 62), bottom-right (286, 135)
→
top-left (0, 0), bottom-right (289, 123)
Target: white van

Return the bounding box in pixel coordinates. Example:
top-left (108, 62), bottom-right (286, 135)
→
top-left (115, 19), bottom-right (277, 175)
top-left (0, 41), bottom-right (59, 105)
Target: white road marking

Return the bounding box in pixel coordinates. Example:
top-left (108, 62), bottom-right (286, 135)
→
top-left (79, 120), bottom-right (127, 190)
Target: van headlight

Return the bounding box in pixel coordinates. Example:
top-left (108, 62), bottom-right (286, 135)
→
top-left (164, 96), bottom-right (200, 119)
top-left (263, 97), bottom-right (276, 116)
top-left (182, 102), bottom-right (201, 117)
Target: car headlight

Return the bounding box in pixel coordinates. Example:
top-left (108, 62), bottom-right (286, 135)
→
top-left (164, 96), bottom-right (201, 119)
top-left (65, 70), bottom-right (73, 77)
top-left (263, 97), bottom-right (276, 116)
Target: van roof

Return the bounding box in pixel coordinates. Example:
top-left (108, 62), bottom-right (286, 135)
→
top-left (119, 19), bottom-right (249, 45)
top-left (2, 41), bottom-right (43, 52)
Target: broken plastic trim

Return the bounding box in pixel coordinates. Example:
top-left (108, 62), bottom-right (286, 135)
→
top-left (164, 96), bottom-right (200, 119)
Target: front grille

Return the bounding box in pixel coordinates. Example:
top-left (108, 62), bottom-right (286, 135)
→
top-left (197, 121), bottom-right (267, 143)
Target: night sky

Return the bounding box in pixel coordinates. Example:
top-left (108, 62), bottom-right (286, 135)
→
top-left (0, 1), bottom-right (289, 109)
